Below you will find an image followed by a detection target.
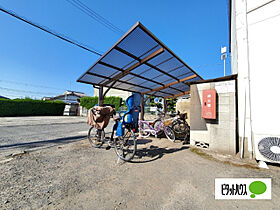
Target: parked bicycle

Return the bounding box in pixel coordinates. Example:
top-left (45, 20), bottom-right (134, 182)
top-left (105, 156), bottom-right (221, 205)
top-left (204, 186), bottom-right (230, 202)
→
top-left (138, 115), bottom-right (175, 142)
top-left (171, 111), bottom-right (190, 144)
top-left (152, 112), bottom-right (166, 137)
top-left (87, 106), bottom-right (137, 161)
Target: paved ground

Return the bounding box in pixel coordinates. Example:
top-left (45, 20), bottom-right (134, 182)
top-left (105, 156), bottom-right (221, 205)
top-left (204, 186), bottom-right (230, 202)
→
top-left (0, 116), bottom-right (280, 210)
top-left (0, 116), bottom-right (91, 160)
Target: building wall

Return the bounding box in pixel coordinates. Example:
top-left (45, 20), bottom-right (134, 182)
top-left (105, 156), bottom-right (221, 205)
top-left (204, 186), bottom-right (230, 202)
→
top-left (176, 98), bottom-right (191, 125)
top-left (55, 95), bottom-right (80, 104)
top-left (190, 80), bottom-right (236, 155)
top-left (231, 0), bottom-right (280, 155)
top-left (93, 88), bottom-right (131, 100)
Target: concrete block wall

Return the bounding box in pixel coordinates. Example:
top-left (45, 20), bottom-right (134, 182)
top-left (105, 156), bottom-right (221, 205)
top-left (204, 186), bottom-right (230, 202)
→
top-left (190, 80), bottom-right (237, 155)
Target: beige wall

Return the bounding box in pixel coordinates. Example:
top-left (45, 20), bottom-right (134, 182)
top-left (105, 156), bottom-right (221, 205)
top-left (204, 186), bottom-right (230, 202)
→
top-left (94, 88), bottom-right (131, 100)
top-left (190, 80), bottom-right (237, 155)
top-left (176, 98), bottom-right (190, 125)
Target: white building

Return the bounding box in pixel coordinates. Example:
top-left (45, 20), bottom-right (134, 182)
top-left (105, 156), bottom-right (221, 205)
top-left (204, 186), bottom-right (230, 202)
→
top-left (93, 87), bottom-right (131, 100)
top-left (230, 0), bottom-right (280, 162)
top-left (52, 91), bottom-right (88, 104)
top-left (51, 91), bottom-right (88, 116)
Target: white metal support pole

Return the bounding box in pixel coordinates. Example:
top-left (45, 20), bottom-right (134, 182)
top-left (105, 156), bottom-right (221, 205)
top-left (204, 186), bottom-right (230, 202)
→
top-left (221, 46), bottom-right (227, 77)
top-left (224, 59), bottom-right (226, 77)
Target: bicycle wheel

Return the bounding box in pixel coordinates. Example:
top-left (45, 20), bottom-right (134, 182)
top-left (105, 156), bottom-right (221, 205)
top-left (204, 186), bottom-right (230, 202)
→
top-left (87, 127), bottom-right (104, 148)
top-left (164, 126), bottom-right (176, 142)
top-left (183, 125), bottom-right (190, 144)
top-left (114, 127), bottom-right (137, 161)
top-left (172, 120), bottom-right (188, 134)
top-left (153, 119), bottom-right (164, 136)
top-left (139, 122), bottom-right (150, 138)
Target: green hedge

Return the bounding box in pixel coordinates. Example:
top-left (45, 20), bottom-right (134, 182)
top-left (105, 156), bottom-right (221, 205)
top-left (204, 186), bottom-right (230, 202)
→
top-left (80, 96), bottom-right (122, 110)
top-left (0, 98), bottom-right (66, 117)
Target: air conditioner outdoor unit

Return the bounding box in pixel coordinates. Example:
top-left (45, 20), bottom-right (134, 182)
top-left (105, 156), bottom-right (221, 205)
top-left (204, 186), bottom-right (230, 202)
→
top-left (254, 136), bottom-right (280, 164)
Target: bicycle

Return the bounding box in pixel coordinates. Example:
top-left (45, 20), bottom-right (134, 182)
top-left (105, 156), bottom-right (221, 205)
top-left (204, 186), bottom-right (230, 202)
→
top-left (87, 106), bottom-right (137, 162)
top-left (171, 111), bottom-right (190, 143)
top-left (152, 112), bottom-right (166, 136)
top-left (139, 117), bottom-right (176, 142)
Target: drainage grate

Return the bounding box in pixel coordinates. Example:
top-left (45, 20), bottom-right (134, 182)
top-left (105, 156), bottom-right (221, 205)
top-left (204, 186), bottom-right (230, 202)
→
top-left (195, 141), bottom-right (209, 149)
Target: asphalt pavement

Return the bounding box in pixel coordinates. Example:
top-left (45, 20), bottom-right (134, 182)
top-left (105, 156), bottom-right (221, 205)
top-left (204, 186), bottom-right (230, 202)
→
top-left (0, 116), bottom-right (112, 160)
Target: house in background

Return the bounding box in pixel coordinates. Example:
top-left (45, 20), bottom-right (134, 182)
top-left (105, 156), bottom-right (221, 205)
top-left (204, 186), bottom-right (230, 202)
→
top-left (0, 95), bottom-right (9, 99)
top-left (52, 90), bottom-right (88, 104)
top-left (44, 90), bottom-right (88, 116)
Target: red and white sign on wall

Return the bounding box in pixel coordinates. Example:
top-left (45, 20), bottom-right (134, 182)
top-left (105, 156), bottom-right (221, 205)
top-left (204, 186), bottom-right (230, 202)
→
top-left (202, 89), bottom-right (216, 119)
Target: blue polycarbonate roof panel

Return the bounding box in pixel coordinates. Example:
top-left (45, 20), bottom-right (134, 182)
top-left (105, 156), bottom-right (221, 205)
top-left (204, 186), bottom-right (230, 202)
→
top-left (113, 82), bottom-right (135, 90)
top-left (168, 66), bottom-right (191, 77)
top-left (139, 81), bottom-right (161, 89)
top-left (127, 76), bottom-right (150, 85)
top-left (77, 22), bottom-right (202, 98)
top-left (141, 68), bottom-right (162, 78)
top-left (153, 74), bottom-right (176, 83)
top-left (148, 50), bottom-right (173, 66)
top-left (170, 83), bottom-right (188, 90)
top-left (155, 92), bottom-right (170, 97)
top-left (80, 74), bottom-right (106, 84)
top-left (161, 88), bottom-right (180, 95)
top-left (130, 64), bottom-right (150, 75)
top-left (89, 63), bottom-right (119, 77)
top-left (101, 49), bottom-right (134, 69)
top-left (119, 74), bottom-right (134, 82)
top-left (117, 27), bottom-right (158, 58)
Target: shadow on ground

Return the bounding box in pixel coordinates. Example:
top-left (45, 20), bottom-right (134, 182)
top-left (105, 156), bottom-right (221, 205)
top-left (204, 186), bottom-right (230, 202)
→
top-left (131, 144), bottom-right (189, 164)
top-left (0, 135), bottom-right (87, 150)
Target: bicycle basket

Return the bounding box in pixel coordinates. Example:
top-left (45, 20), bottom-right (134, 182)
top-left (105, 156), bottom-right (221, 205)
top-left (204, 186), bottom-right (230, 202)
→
top-left (163, 119), bottom-right (173, 126)
top-left (87, 106), bottom-right (114, 129)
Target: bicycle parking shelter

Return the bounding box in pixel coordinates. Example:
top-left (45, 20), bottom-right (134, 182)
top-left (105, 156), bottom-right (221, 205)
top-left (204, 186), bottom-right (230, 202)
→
top-left (77, 21), bottom-right (203, 119)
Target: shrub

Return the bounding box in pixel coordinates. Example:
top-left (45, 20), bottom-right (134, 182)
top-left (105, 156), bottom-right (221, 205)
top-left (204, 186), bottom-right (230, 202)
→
top-left (80, 96), bottom-right (122, 110)
top-left (0, 99), bottom-right (65, 117)
top-left (79, 97), bottom-right (98, 109)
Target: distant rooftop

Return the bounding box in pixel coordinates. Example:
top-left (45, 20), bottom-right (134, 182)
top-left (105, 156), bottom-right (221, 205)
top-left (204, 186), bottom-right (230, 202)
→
top-left (0, 95), bottom-right (9, 99)
top-left (53, 91), bottom-right (88, 99)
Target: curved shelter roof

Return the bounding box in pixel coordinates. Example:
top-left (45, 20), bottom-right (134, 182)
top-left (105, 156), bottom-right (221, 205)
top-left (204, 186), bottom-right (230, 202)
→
top-left (77, 22), bottom-right (203, 98)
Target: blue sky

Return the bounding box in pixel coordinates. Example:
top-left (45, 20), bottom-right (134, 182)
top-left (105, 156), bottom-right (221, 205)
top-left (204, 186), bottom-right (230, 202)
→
top-left (0, 0), bottom-right (230, 99)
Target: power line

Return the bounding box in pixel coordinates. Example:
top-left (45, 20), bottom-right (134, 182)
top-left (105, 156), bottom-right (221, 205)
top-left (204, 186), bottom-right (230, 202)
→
top-left (66, 0), bottom-right (124, 34)
top-left (0, 5), bottom-right (103, 56)
top-left (0, 79), bottom-right (66, 91)
top-left (0, 93), bottom-right (37, 98)
top-left (0, 86), bottom-right (59, 96)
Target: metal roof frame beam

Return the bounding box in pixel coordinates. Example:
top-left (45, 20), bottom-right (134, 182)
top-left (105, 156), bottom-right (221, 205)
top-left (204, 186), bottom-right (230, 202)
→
top-left (102, 47), bottom-right (164, 86)
top-left (114, 46), bottom-right (185, 93)
top-left (86, 70), bottom-right (171, 96)
top-left (142, 74), bottom-right (197, 95)
top-left (115, 46), bottom-right (181, 82)
top-left (164, 91), bottom-right (190, 99)
top-left (97, 61), bottom-right (182, 94)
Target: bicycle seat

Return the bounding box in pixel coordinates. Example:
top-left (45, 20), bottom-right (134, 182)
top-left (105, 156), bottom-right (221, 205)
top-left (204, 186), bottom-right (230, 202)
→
top-left (116, 93), bottom-right (141, 136)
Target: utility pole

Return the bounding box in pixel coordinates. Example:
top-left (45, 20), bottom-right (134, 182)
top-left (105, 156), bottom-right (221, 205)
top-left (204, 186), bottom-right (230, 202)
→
top-left (221, 46), bottom-right (227, 77)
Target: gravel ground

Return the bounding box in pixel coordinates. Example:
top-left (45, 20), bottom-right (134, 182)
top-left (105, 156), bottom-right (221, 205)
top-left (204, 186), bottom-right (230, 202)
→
top-left (0, 116), bottom-right (280, 209)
